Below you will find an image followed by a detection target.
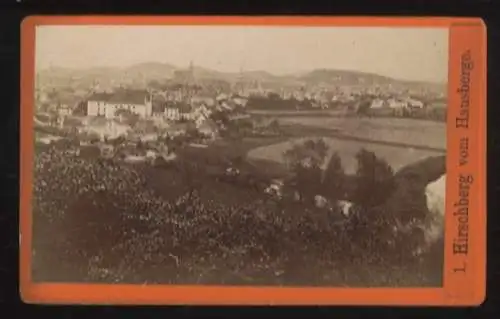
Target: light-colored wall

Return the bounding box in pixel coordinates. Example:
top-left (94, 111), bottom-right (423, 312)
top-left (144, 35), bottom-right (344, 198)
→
top-left (144, 99), bottom-right (153, 118)
top-left (87, 101), bottom-right (99, 116)
top-left (165, 108), bottom-right (180, 120)
top-left (105, 103), bottom-right (117, 119)
top-left (87, 100), bottom-right (149, 118)
top-left (370, 99), bottom-right (385, 109)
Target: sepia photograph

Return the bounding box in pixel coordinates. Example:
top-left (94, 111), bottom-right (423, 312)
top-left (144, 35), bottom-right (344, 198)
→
top-left (31, 25), bottom-right (448, 287)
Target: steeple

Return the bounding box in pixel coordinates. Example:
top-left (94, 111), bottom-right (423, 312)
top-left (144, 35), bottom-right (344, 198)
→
top-left (188, 60), bottom-right (196, 85)
top-left (238, 65), bottom-right (244, 80)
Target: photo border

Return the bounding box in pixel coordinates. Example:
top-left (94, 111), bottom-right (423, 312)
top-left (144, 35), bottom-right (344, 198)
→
top-left (19, 15), bottom-right (487, 306)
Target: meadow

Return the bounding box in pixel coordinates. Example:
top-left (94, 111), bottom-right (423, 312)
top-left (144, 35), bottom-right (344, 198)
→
top-left (247, 136), bottom-right (444, 175)
top-left (276, 116), bottom-right (446, 151)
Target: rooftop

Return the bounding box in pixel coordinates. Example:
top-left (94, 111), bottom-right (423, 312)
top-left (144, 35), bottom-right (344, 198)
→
top-left (165, 101), bottom-right (192, 113)
top-left (88, 89), bottom-right (150, 105)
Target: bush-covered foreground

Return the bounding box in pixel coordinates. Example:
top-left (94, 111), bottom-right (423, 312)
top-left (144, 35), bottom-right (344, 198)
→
top-left (32, 146), bottom-right (444, 287)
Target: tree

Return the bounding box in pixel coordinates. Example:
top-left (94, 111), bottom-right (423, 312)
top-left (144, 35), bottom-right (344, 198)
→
top-left (283, 139), bottom-right (329, 203)
top-left (108, 135), bottom-right (126, 147)
top-left (47, 89), bottom-right (58, 101)
top-left (267, 92), bottom-right (281, 100)
top-left (353, 149), bottom-right (395, 208)
top-left (136, 140), bottom-right (145, 150)
top-left (383, 155), bottom-right (446, 224)
top-left (283, 139), bottom-right (328, 169)
top-left (322, 152), bottom-right (346, 201)
top-left (231, 119), bottom-right (253, 137)
top-left (116, 109), bottom-right (139, 127)
top-left (39, 102), bottom-right (51, 112)
top-left (299, 99), bottom-right (313, 109)
top-left (72, 101), bottom-right (87, 116)
top-left (268, 119), bottom-right (281, 134)
top-left (356, 99), bottom-right (371, 116)
top-left (210, 110), bottom-right (230, 128)
top-left (170, 134), bottom-right (190, 150)
top-left (186, 127), bottom-right (201, 140)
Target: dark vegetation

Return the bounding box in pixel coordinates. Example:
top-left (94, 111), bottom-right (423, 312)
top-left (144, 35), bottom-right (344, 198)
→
top-left (32, 133), bottom-right (445, 286)
top-left (357, 103), bottom-right (447, 122)
top-left (209, 110), bottom-right (283, 140)
top-left (247, 95), bottom-right (319, 110)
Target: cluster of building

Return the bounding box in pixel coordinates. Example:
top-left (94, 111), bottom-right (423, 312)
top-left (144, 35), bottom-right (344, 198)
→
top-left (84, 88), bottom-right (248, 125)
top-left (369, 96), bottom-right (425, 111)
top-left (35, 60), bottom-right (446, 124)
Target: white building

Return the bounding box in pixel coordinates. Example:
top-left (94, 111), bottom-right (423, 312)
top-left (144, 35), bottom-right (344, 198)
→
top-left (82, 119), bottom-right (131, 141)
top-left (216, 93), bottom-right (229, 101)
top-left (387, 98), bottom-right (408, 109)
top-left (370, 98), bottom-right (386, 109)
top-left (406, 98), bottom-right (425, 108)
top-left (192, 104), bottom-right (212, 125)
top-left (164, 103), bottom-right (194, 121)
top-left (57, 104), bottom-right (72, 116)
top-left (197, 118), bottom-right (218, 139)
top-left (190, 96), bottom-right (215, 107)
top-left (194, 113), bottom-right (208, 127)
top-left (233, 97), bottom-right (248, 107)
top-left (87, 90), bottom-right (153, 119)
top-left (165, 107), bottom-right (181, 120)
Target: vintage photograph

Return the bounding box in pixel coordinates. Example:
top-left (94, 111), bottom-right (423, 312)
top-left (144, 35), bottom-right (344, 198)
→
top-left (32, 25), bottom-right (448, 287)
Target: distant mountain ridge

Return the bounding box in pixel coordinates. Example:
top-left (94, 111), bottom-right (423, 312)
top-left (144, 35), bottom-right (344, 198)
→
top-left (36, 62), bottom-right (446, 91)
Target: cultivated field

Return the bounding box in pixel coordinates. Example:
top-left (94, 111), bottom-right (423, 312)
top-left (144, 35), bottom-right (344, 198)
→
top-left (277, 116), bottom-right (446, 150)
top-left (248, 136), bottom-right (444, 175)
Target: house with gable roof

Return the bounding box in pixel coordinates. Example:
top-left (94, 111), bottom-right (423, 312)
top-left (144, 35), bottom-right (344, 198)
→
top-left (197, 118), bottom-right (219, 140)
top-left (87, 89), bottom-right (153, 119)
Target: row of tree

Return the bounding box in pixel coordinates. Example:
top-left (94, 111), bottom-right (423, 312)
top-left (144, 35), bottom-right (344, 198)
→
top-left (282, 139), bottom-right (395, 209)
top-left (278, 139), bottom-right (448, 268)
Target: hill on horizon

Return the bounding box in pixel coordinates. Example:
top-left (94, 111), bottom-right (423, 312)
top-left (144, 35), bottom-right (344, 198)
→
top-left (36, 62), bottom-right (446, 92)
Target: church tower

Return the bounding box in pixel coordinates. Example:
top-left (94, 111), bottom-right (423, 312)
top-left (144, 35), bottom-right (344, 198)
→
top-left (235, 66), bottom-right (244, 94)
top-left (238, 66), bottom-right (244, 81)
top-left (189, 60), bottom-right (195, 84)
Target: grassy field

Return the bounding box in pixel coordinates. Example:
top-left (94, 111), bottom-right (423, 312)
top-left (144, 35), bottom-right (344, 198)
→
top-left (247, 136), bottom-right (444, 175)
top-left (178, 136), bottom-right (292, 179)
top-left (180, 115), bottom-right (446, 178)
top-left (276, 116), bottom-right (446, 150)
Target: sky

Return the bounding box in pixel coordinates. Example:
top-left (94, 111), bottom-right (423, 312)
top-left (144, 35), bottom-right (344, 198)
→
top-left (35, 25), bottom-right (449, 83)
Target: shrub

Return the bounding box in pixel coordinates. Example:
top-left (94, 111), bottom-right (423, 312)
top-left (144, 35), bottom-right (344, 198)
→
top-left (352, 148), bottom-right (395, 208)
top-left (282, 139), bottom-right (329, 203)
top-left (322, 152), bottom-right (346, 201)
top-left (32, 144), bottom-right (443, 286)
